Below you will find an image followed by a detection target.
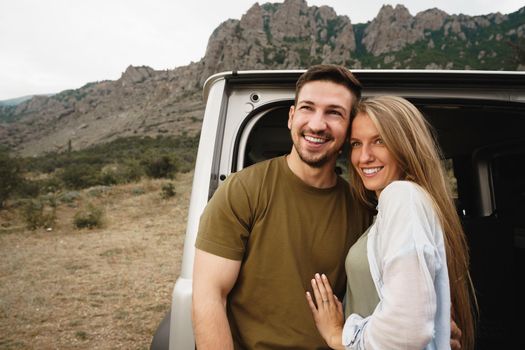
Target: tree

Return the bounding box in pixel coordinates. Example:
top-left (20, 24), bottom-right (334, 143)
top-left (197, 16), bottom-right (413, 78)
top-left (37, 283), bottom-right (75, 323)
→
top-left (508, 38), bottom-right (525, 67)
top-left (0, 150), bottom-right (21, 208)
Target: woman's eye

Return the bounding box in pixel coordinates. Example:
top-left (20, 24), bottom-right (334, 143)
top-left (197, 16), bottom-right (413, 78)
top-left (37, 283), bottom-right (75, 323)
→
top-left (350, 141), bottom-right (361, 148)
top-left (374, 138), bottom-right (384, 145)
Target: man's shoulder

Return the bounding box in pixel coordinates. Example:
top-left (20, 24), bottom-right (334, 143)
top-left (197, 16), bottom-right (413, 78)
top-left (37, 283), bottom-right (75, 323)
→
top-left (241, 155), bottom-right (284, 172)
top-left (228, 156), bottom-right (285, 182)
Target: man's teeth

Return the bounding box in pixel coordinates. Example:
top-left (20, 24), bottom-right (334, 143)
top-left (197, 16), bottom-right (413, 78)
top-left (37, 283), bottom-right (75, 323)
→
top-left (304, 135), bottom-right (326, 144)
top-left (362, 167), bottom-right (382, 175)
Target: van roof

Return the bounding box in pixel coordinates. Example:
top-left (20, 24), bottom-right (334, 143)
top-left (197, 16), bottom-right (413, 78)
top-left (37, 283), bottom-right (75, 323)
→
top-left (203, 69), bottom-right (525, 102)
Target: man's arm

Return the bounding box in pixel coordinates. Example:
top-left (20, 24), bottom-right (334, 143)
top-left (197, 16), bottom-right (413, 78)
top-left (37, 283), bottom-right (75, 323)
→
top-left (192, 248), bottom-right (241, 350)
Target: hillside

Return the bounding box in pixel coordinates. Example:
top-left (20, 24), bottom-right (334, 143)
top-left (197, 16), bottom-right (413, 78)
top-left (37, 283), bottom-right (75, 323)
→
top-left (0, 95), bottom-right (40, 108)
top-left (1, 0), bottom-right (524, 156)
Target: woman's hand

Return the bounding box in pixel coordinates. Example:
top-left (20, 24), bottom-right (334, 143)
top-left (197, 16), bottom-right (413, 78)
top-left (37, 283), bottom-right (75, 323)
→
top-left (450, 316), bottom-right (462, 350)
top-left (306, 273), bottom-right (345, 350)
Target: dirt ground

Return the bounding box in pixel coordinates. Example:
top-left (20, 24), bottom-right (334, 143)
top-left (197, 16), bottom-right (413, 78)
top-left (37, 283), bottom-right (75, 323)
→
top-left (0, 172), bottom-right (193, 349)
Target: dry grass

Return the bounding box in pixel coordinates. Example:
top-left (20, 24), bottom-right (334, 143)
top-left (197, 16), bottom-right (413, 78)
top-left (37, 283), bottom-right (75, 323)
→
top-left (0, 172), bottom-right (193, 349)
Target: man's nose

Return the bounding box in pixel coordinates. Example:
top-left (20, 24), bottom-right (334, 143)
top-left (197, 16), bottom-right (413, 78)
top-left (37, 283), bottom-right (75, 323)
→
top-left (308, 111), bottom-right (327, 132)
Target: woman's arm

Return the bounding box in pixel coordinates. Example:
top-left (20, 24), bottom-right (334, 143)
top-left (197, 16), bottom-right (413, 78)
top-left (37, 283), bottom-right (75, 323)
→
top-left (308, 270), bottom-right (461, 350)
top-left (344, 182), bottom-right (441, 349)
top-left (350, 247), bottom-right (437, 349)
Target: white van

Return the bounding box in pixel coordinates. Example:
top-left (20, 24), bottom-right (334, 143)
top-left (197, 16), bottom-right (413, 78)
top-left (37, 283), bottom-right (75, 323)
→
top-left (151, 69), bottom-right (525, 350)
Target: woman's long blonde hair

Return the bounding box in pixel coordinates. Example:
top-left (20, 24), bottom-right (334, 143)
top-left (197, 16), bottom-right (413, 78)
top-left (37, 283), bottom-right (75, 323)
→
top-left (349, 96), bottom-right (476, 350)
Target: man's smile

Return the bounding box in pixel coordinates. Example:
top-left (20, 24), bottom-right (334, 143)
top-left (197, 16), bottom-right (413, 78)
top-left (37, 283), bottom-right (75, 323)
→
top-left (303, 133), bottom-right (331, 145)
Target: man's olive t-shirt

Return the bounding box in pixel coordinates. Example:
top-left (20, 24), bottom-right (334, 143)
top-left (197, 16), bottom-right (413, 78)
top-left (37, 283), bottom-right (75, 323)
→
top-left (195, 156), bottom-right (369, 349)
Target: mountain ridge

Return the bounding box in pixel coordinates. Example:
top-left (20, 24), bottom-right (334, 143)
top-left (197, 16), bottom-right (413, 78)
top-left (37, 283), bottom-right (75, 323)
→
top-left (1, 0), bottom-right (524, 156)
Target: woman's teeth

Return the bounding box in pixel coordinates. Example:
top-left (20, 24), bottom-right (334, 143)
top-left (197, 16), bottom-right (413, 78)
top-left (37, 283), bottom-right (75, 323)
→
top-left (362, 167), bottom-right (382, 175)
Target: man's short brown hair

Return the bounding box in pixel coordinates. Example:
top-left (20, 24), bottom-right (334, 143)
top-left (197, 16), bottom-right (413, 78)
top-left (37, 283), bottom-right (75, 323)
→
top-left (295, 64), bottom-right (362, 117)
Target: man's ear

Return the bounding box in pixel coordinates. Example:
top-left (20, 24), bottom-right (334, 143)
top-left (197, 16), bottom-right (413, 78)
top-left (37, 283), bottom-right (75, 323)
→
top-left (288, 105), bottom-right (295, 130)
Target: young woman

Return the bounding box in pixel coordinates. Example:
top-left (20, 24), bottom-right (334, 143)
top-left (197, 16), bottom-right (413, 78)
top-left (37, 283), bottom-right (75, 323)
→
top-left (306, 96), bottom-right (476, 350)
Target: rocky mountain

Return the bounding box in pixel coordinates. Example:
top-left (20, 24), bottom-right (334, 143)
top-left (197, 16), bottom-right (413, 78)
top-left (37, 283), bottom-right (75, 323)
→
top-left (1, 0), bottom-right (524, 156)
top-left (0, 65), bottom-right (205, 155)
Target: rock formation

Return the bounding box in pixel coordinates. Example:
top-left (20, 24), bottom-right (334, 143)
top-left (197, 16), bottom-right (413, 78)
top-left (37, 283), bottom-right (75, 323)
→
top-left (1, 0), bottom-right (523, 156)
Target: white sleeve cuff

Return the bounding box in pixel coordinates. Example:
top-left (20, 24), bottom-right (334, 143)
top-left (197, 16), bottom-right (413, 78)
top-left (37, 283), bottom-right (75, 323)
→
top-left (342, 314), bottom-right (370, 350)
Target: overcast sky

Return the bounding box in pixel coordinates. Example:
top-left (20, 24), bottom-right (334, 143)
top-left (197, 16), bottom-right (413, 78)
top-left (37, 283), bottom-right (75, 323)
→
top-left (0, 0), bottom-right (523, 100)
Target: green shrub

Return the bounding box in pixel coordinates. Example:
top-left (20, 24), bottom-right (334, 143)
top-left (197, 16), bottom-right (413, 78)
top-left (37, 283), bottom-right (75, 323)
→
top-left (142, 155), bottom-right (177, 179)
top-left (75, 330), bottom-right (88, 340)
top-left (22, 134), bottom-right (199, 181)
top-left (131, 187), bottom-right (145, 196)
top-left (87, 186), bottom-right (110, 197)
top-left (15, 176), bottom-right (63, 199)
top-left (178, 152), bottom-right (196, 173)
top-left (0, 150), bottom-right (22, 208)
top-left (510, 37), bottom-right (525, 65)
top-left (99, 163), bottom-right (143, 184)
top-left (22, 198), bottom-right (56, 230)
top-left (119, 161), bottom-right (144, 183)
top-left (40, 193), bottom-right (58, 208)
top-left (73, 203), bottom-right (104, 229)
top-left (98, 171), bottom-right (119, 186)
top-left (39, 176), bottom-right (64, 193)
top-left (59, 191), bottom-right (81, 203)
top-left (15, 179), bottom-right (41, 198)
top-left (60, 164), bottom-right (101, 189)
top-left (161, 182), bottom-right (176, 199)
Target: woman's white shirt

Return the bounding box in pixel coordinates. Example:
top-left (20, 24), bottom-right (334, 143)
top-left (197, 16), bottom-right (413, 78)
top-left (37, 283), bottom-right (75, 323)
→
top-left (342, 181), bottom-right (451, 350)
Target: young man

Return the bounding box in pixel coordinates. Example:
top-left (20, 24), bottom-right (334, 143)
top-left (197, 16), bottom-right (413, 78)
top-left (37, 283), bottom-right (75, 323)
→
top-left (192, 65), bottom-right (367, 349)
top-left (191, 65), bottom-right (462, 349)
